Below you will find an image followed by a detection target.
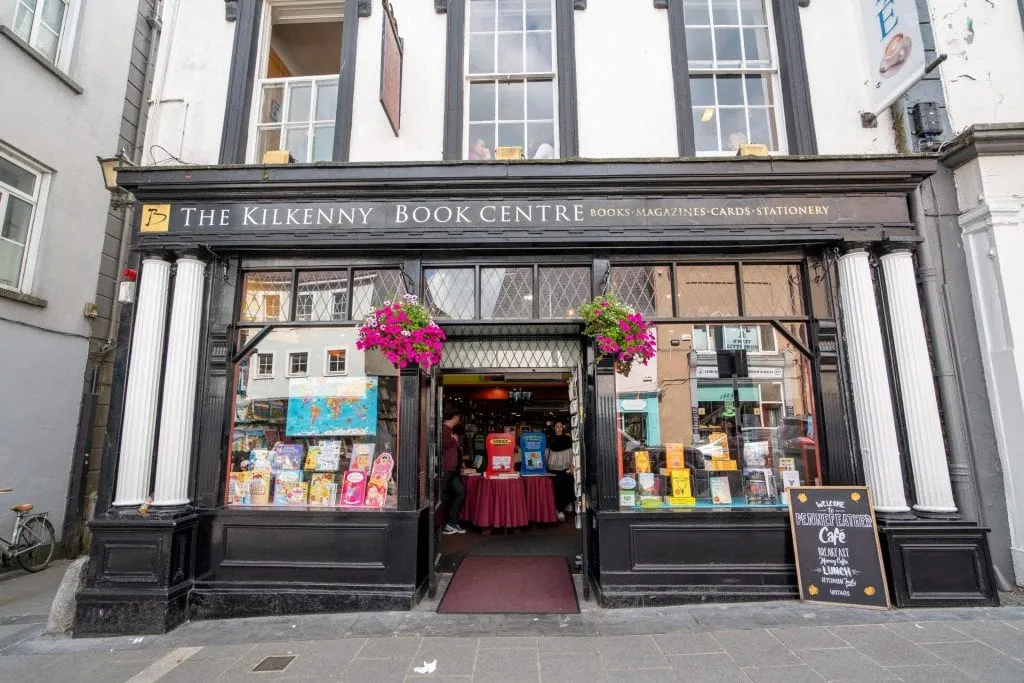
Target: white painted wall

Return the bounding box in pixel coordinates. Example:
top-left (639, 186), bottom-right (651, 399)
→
top-left (349, 0), bottom-right (446, 162)
top-left (144, 0), bottom-right (235, 165)
top-left (0, 0), bottom-right (141, 537)
top-left (574, 1), bottom-right (677, 158)
top-left (798, 0), bottom-right (897, 155)
top-left (928, 0), bottom-right (1024, 132)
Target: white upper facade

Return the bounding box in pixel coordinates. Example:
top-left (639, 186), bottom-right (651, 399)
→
top-left (143, 0), bottom-right (1024, 167)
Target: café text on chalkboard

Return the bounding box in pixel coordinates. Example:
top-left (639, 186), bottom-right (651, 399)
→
top-left (787, 486), bottom-right (890, 609)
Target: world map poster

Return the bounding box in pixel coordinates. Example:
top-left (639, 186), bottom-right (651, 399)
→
top-left (286, 376), bottom-right (379, 437)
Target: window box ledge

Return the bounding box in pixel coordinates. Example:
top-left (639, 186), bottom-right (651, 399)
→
top-left (0, 25), bottom-right (84, 95)
top-left (0, 286), bottom-right (47, 308)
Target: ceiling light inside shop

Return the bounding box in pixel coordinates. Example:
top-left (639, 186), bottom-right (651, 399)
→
top-left (701, 108), bottom-right (715, 123)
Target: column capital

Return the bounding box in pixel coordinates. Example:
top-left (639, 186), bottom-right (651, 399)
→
top-left (878, 239), bottom-right (921, 257)
top-left (838, 241), bottom-right (873, 256)
top-left (173, 250), bottom-right (209, 264)
top-left (138, 251), bottom-right (173, 264)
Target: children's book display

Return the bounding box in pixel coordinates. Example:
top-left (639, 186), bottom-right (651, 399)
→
top-left (485, 433), bottom-right (517, 478)
top-left (227, 439), bottom-right (394, 508)
top-left (618, 430), bottom-right (804, 509)
top-left (519, 432), bottom-right (547, 476)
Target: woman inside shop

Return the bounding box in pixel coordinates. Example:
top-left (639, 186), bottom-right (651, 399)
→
top-left (547, 421), bottom-right (575, 522)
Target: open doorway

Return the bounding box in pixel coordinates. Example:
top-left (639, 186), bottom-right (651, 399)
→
top-left (437, 372), bottom-right (581, 574)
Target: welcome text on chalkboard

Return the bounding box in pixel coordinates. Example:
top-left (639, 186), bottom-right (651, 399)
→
top-left (787, 486), bottom-right (891, 609)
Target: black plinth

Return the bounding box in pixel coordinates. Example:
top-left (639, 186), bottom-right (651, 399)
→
top-left (593, 509), bottom-right (799, 608)
top-left (75, 508), bottom-right (201, 636)
top-left (878, 517), bottom-right (999, 607)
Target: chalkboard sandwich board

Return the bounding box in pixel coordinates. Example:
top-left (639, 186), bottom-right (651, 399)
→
top-left (787, 486), bottom-right (890, 609)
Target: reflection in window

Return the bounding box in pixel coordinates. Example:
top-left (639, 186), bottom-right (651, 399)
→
top-left (240, 272), bottom-right (292, 322)
top-left (675, 264), bottom-right (738, 317)
top-left (466, 0), bottom-right (558, 160)
top-left (742, 263), bottom-right (804, 316)
top-left (228, 327), bottom-right (399, 510)
top-left (610, 266), bottom-right (674, 318)
top-left (538, 266), bottom-right (589, 319)
top-left (684, 0), bottom-right (784, 153)
top-left (424, 268), bottom-right (475, 319)
top-left (615, 322), bottom-right (820, 511)
top-left (481, 267), bottom-right (534, 319)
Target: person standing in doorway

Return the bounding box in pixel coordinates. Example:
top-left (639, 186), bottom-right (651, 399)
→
top-left (442, 408), bottom-right (467, 535)
top-left (547, 421), bottom-right (575, 522)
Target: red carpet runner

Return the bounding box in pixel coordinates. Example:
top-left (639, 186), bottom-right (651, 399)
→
top-left (438, 556), bottom-right (579, 614)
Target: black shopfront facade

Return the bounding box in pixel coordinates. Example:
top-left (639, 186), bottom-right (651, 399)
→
top-left (74, 157), bottom-right (999, 636)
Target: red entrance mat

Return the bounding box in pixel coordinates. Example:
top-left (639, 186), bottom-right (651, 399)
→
top-left (437, 555), bottom-right (579, 614)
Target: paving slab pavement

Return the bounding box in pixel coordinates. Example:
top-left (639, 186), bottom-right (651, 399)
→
top-left (0, 563), bottom-right (1021, 682)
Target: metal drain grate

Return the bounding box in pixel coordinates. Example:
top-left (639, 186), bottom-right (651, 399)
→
top-left (252, 655), bottom-right (295, 672)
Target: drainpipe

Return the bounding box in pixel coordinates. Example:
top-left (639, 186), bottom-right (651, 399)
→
top-left (910, 187), bottom-right (1013, 592)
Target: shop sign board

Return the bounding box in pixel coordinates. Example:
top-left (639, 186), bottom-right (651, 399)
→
top-left (863, 0), bottom-right (926, 113)
top-left (696, 365), bottom-right (782, 380)
top-left (142, 195), bottom-right (910, 236)
top-left (788, 486), bottom-right (890, 609)
top-left (380, 0), bottom-right (403, 136)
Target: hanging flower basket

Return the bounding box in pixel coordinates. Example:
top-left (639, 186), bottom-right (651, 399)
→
top-left (356, 294), bottom-right (446, 370)
top-left (579, 293), bottom-right (657, 376)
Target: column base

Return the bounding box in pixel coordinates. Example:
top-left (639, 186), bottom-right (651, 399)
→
top-left (74, 508), bottom-right (201, 636)
top-left (878, 517), bottom-right (999, 607)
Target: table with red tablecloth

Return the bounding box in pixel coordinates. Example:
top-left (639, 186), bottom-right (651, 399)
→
top-left (460, 475), bottom-right (557, 528)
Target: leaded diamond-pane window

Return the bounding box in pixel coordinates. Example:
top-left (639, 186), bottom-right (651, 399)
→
top-left (241, 272), bottom-right (292, 322)
top-left (424, 268), bottom-right (475, 319)
top-left (741, 264), bottom-right (804, 316)
top-left (538, 266), bottom-right (589, 319)
top-left (352, 270), bottom-right (407, 321)
top-left (296, 294), bottom-right (313, 321)
top-left (297, 270), bottom-right (349, 321)
top-left (481, 267), bottom-right (533, 319)
top-left (676, 264), bottom-right (739, 317)
top-left (610, 266), bottom-right (674, 318)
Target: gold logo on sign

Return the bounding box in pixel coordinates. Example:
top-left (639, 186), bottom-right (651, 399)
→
top-left (797, 493), bottom-right (808, 503)
top-left (808, 585), bottom-right (819, 596)
top-left (851, 492), bottom-right (862, 502)
top-left (864, 586), bottom-right (876, 596)
top-left (140, 204), bottom-right (171, 233)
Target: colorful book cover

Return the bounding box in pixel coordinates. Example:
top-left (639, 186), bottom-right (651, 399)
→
top-left (339, 470), bottom-right (368, 507)
top-left (308, 481), bottom-right (337, 507)
top-left (364, 453), bottom-right (394, 508)
top-left (709, 459), bottom-right (738, 471)
top-left (249, 470), bottom-right (272, 504)
top-left (519, 432), bottom-right (547, 475)
top-left (780, 470), bottom-right (801, 505)
top-left (349, 443), bottom-right (376, 472)
top-left (778, 457), bottom-right (796, 472)
top-left (670, 469), bottom-right (692, 499)
top-left (304, 446), bottom-right (320, 470)
top-left (273, 443), bottom-right (304, 471)
top-left (743, 441), bottom-right (770, 468)
top-left (249, 449), bottom-right (274, 471)
top-left (665, 443), bottom-right (686, 470)
top-left (744, 468), bottom-right (776, 504)
top-left (275, 480), bottom-right (308, 506)
top-left (637, 472), bottom-right (658, 496)
top-left (317, 441), bottom-right (342, 471)
top-left (619, 491), bottom-right (636, 508)
top-left (710, 476), bottom-right (733, 504)
top-left (634, 451), bottom-right (651, 474)
top-left (227, 471), bottom-right (252, 505)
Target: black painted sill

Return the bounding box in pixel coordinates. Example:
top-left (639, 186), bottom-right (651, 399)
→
top-left (0, 25), bottom-right (84, 95)
top-left (0, 285), bottom-right (47, 308)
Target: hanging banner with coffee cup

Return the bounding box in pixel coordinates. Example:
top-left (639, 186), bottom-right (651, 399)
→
top-left (863, 0), bottom-right (926, 113)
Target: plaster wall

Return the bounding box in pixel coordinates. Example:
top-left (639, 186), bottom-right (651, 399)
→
top-left (349, 0), bottom-right (446, 162)
top-left (954, 154), bottom-right (1024, 584)
top-left (143, 0), bottom-right (235, 165)
top-left (927, 0), bottom-right (1024, 132)
top-left (797, 0), bottom-right (897, 154)
top-left (574, 1), bottom-right (677, 158)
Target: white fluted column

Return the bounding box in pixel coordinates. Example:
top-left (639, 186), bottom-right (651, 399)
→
top-left (838, 249), bottom-right (910, 512)
top-left (113, 257), bottom-right (172, 506)
top-left (881, 249), bottom-right (957, 513)
top-left (153, 257), bottom-right (207, 506)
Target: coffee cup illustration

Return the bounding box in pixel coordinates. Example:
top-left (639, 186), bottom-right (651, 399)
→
top-left (879, 33), bottom-right (912, 77)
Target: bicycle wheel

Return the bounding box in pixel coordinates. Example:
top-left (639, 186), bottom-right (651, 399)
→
top-left (15, 517), bottom-right (56, 572)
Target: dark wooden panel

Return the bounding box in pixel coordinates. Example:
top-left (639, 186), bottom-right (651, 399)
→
top-left (100, 542), bottom-right (160, 583)
top-left (630, 523), bottom-right (793, 568)
top-left (222, 522), bottom-right (389, 567)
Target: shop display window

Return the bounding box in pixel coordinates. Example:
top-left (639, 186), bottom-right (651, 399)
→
top-left (226, 326), bottom-right (399, 510)
top-left (615, 321), bottom-right (821, 511)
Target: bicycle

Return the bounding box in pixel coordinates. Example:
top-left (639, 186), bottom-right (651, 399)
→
top-left (0, 488), bottom-right (56, 572)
